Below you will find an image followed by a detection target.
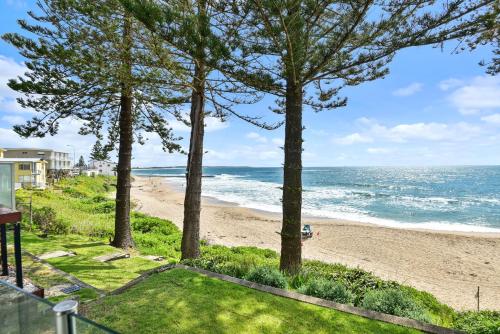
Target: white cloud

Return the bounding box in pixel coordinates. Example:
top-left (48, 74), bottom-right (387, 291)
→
top-left (334, 133), bottom-right (373, 145)
top-left (447, 76), bottom-right (500, 115)
top-left (438, 78), bottom-right (464, 91)
top-left (378, 122), bottom-right (481, 142)
top-left (392, 83), bottom-right (423, 96)
top-left (204, 117), bottom-right (229, 132)
top-left (272, 138), bottom-right (284, 146)
top-left (1, 115), bottom-right (25, 125)
top-left (343, 119), bottom-right (483, 144)
top-left (367, 147), bottom-right (392, 154)
top-left (0, 56), bottom-right (33, 114)
top-left (481, 113), bottom-right (500, 125)
top-left (246, 132), bottom-right (267, 143)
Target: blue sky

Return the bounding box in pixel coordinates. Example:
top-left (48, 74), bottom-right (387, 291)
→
top-left (1, 0), bottom-right (499, 167)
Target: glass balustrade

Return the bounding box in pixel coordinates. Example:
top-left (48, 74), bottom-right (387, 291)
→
top-left (0, 280), bottom-right (117, 334)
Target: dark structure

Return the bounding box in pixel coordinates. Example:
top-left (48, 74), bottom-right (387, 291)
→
top-left (0, 207), bottom-right (23, 288)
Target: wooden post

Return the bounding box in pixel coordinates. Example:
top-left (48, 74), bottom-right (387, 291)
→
top-left (476, 286), bottom-right (480, 311)
top-left (29, 195), bottom-right (33, 229)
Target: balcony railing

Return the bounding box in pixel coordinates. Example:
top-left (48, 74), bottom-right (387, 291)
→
top-left (0, 279), bottom-right (118, 334)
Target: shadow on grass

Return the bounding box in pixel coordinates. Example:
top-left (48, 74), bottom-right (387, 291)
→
top-left (83, 269), bottom-right (422, 334)
top-left (64, 242), bottom-right (106, 249)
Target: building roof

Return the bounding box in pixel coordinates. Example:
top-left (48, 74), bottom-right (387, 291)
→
top-left (0, 158), bottom-right (48, 163)
top-left (3, 148), bottom-right (69, 154)
top-left (89, 159), bottom-right (117, 164)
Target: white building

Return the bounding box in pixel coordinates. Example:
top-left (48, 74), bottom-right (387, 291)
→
top-left (3, 148), bottom-right (72, 177)
top-left (88, 160), bottom-right (117, 176)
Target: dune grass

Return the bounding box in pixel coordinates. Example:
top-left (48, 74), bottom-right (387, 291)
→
top-left (83, 268), bottom-right (422, 334)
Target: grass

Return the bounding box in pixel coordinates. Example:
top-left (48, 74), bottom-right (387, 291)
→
top-left (17, 176), bottom-right (117, 237)
top-left (6, 248), bottom-right (69, 288)
top-left (20, 233), bottom-right (167, 291)
top-left (83, 268), bottom-right (422, 334)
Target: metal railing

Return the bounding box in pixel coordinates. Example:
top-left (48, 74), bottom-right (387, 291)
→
top-left (0, 279), bottom-right (118, 334)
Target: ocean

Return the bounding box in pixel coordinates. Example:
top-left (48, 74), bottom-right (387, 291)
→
top-left (132, 166), bottom-right (500, 232)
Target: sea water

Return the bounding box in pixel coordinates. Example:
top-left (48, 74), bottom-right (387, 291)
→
top-left (133, 166), bottom-right (500, 232)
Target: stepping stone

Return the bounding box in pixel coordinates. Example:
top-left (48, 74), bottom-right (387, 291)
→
top-left (38, 251), bottom-right (75, 260)
top-left (60, 284), bottom-right (81, 294)
top-left (93, 252), bottom-right (130, 262)
top-left (141, 255), bottom-right (164, 262)
top-left (46, 284), bottom-right (73, 297)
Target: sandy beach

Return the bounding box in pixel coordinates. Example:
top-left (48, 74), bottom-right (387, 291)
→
top-left (132, 176), bottom-right (500, 311)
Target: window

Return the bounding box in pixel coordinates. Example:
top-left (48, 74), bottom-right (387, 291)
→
top-left (18, 175), bottom-right (31, 183)
top-left (22, 151), bottom-right (27, 155)
top-left (18, 163), bottom-right (31, 171)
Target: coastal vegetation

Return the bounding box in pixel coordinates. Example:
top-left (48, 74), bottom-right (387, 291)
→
top-left (15, 175), bottom-right (499, 333)
top-left (5, 0), bottom-right (497, 277)
top-left (3, 0), bottom-right (498, 331)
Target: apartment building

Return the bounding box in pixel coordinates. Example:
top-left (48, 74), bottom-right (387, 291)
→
top-left (2, 148), bottom-right (72, 177)
top-left (88, 159), bottom-right (117, 176)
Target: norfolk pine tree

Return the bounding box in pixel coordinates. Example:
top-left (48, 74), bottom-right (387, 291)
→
top-left (230, 0), bottom-right (497, 273)
top-left (76, 155), bottom-right (86, 169)
top-left (90, 140), bottom-right (111, 161)
top-left (121, 0), bottom-right (277, 259)
top-left (3, 0), bottom-right (186, 249)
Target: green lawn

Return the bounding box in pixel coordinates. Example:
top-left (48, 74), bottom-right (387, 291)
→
top-left (83, 268), bottom-right (422, 334)
top-left (20, 233), bottom-right (167, 291)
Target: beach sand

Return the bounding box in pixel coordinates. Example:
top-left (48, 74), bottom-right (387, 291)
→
top-left (132, 176), bottom-right (500, 311)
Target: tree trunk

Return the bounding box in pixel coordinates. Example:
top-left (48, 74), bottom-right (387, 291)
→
top-left (111, 13), bottom-right (134, 249)
top-left (180, 0), bottom-right (208, 260)
top-left (280, 79), bottom-right (303, 274)
top-left (181, 61), bottom-right (205, 259)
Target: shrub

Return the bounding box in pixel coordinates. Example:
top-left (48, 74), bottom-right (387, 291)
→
top-left (93, 201), bottom-right (115, 214)
top-left (62, 187), bottom-right (86, 198)
top-left (182, 245), bottom-right (279, 278)
top-left (133, 232), bottom-right (181, 259)
top-left (90, 195), bottom-right (108, 203)
top-left (32, 207), bottom-right (69, 235)
top-left (131, 212), bottom-right (178, 236)
top-left (362, 288), bottom-right (431, 323)
top-left (402, 286), bottom-right (455, 327)
top-left (245, 266), bottom-right (287, 289)
top-left (214, 261), bottom-right (250, 279)
top-left (289, 269), bottom-right (314, 289)
top-left (302, 260), bottom-right (397, 305)
top-left (453, 311), bottom-right (500, 334)
top-left (298, 278), bottom-right (354, 304)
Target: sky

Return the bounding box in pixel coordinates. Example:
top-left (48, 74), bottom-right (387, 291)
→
top-left (0, 0), bottom-right (499, 167)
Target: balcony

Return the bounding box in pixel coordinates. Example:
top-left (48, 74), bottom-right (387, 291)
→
top-left (0, 280), bottom-right (117, 334)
